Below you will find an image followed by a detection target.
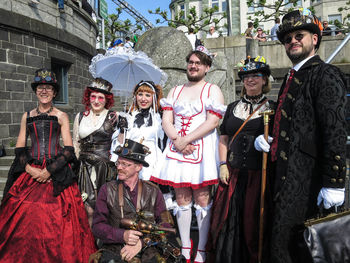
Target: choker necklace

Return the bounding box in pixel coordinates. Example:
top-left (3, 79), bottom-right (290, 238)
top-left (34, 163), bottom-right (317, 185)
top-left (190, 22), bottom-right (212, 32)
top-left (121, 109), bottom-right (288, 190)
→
top-left (245, 93), bottom-right (263, 101)
top-left (36, 105), bottom-right (53, 116)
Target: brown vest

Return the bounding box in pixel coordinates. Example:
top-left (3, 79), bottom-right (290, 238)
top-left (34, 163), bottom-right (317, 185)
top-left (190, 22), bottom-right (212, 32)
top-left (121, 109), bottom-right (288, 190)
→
top-left (102, 180), bottom-right (159, 253)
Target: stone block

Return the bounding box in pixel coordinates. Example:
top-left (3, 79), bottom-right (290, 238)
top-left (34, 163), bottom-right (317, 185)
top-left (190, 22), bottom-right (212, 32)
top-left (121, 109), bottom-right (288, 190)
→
top-left (16, 65), bottom-right (36, 75)
top-left (38, 50), bottom-right (48, 58)
top-left (136, 27), bottom-right (191, 70)
top-left (2, 72), bottom-right (27, 81)
top-left (10, 32), bottom-right (22, 45)
top-left (0, 62), bottom-right (16, 73)
top-left (34, 39), bottom-right (47, 50)
top-left (8, 101), bottom-right (24, 112)
top-left (0, 125), bottom-right (9, 139)
top-left (11, 92), bottom-right (31, 101)
top-left (24, 101), bottom-right (37, 111)
top-left (0, 29), bottom-right (9, 41)
top-left (12, 112), bottom-right (24, 123)
top-left (6, 80), bottom-right (25, 92)
top-left (0, 113), bottom-right (12, 124)
top-left (29, 48), bottom-right (39, 56)
top-left (0, 91), bottom-right (11, 100)
top-left (25, 54), bottom-right (43, 68)
top-left (24, 35), bottom-right (34, 47)
top-left (0, 101), bottom-right (7, 111)
top-left (8, 50), bottom-right (25, 65)
top-left (0, 49), bottom-right (6, 62)
top-left (2, 41), bottom-right (16, 50)
top-left (17, 45), bottom-right (29, 53)
top-left (48, 47), bottom-right (75, 64)
top-left (9, 124), bottom-right (20, 136)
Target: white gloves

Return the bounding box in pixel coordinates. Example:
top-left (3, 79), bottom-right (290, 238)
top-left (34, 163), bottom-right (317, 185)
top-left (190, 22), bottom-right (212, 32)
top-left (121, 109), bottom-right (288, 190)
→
top-left (254, 135), bottom-right (273, 152)
top-left (317, 187), bottom-right (345, 209)
top-left (220, 164), bottom-right (229, 185)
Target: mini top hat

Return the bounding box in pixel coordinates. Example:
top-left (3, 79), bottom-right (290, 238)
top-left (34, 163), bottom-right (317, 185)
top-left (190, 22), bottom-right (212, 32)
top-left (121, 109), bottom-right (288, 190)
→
top-left (237, 56), bottom-right (271, 80)
top-left (31, 68), bottom-right (59, 92)
top-left (114, 139), bottom-right (150, 167)
top-left (277, 8), bottom-right (323, 49)
top-left (88, 78), bottom-right (113, 94)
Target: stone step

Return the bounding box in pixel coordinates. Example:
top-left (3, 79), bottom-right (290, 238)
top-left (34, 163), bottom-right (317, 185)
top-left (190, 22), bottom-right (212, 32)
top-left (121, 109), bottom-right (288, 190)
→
top-left (1, 147), bottom-right (15, 156)
top-left (0, 167), bottom-right (9, 177)
top-left (0, 156), bottom-right (15, 166)
top-left (0, 177), bottom-right (6, 189)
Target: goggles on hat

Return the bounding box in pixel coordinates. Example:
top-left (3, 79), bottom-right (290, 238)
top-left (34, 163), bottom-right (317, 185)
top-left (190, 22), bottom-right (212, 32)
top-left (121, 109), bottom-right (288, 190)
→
top-left (34, 76), bottom-right (53, 82)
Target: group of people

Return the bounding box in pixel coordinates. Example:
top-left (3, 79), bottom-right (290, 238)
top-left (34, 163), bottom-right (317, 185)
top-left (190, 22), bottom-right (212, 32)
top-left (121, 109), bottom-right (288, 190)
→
top-left (246, 14), bottom-right (343, 42)
top-left (244, 22), bottom-right (268, 42)
top-left (0, 8), bottom-right (348, 263)
top-left (109, 37), bottom-right (135, 50)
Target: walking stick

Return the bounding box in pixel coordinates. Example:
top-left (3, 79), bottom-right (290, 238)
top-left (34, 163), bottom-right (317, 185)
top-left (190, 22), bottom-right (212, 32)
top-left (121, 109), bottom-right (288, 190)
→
top-left (258, 109), bottom-right (274, 263)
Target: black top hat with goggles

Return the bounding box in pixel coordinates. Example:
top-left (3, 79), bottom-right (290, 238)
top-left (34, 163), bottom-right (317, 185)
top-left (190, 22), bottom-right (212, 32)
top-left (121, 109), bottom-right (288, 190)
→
top-left (277, 8), bottom-right (323, 50)
top-left (114, 139), bottom-right (151, 167)
top-left (31, 68), bottom-right (59, 92)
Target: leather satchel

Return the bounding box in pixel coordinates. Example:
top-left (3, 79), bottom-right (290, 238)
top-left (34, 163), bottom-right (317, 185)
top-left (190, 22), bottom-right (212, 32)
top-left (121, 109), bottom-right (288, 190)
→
top-left (304, 209), bottom-right (350, 263)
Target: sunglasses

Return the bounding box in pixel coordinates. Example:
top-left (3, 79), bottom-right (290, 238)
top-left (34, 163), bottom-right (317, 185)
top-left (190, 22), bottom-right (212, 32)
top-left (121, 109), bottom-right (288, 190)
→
top-left (90, 94), bottom-right (105, 102)
top-left (283, 33), bottom-right (305, 44)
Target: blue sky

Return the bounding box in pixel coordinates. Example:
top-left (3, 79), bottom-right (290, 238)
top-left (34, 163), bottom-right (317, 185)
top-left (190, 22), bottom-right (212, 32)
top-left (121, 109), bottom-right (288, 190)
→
top-left (106, 0), bottom-right (171, 26)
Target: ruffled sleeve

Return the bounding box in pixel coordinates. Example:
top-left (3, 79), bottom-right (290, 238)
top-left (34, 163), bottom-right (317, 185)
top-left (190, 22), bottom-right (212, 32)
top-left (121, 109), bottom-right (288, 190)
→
top-left (46, 146), bottom-right (79, 196)
top-left (205, 98), bottom-right (227, 119)
top-left (160, 98), bottom-right (174, 111)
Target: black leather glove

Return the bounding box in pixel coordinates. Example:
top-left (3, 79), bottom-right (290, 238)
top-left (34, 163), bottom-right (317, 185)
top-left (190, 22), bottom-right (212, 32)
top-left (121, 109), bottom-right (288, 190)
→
top-left (117, 116), bottom-right (128, 134)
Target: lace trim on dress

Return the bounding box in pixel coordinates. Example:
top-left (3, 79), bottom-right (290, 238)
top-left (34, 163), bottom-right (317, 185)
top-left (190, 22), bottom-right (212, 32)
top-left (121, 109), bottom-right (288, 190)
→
top-left (233, 96), bottom-right (270, 120)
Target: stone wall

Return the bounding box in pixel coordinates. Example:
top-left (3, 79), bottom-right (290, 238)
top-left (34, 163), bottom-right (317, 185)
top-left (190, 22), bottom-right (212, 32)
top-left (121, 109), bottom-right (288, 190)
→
top-left (0, 0), bottom-right (98, 146)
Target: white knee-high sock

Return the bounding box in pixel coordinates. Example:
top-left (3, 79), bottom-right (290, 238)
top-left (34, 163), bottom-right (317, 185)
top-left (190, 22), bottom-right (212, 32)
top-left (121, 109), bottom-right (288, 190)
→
top-left (194, 202), bottom-right (212, 262)
top-left (175, 203), bottom-right (192, 259)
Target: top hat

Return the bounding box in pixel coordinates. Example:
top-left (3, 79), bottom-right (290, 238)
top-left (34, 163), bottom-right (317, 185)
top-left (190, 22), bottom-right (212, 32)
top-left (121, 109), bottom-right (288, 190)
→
top-left (277, 8), bottom-right (323, 49)
top-left (31, 68), bottom-right (59, 92)
top-left (114, 139), bottom-right (150, 167)
top-left (237, 56), bottom-right (271, 80)
top-left (88, 78), bottom-right (113, 95)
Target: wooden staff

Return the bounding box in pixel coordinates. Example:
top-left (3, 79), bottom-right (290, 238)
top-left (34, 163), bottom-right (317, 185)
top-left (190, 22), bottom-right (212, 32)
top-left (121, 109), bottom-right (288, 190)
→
top-left (258, 109), bottom-right (274, 263)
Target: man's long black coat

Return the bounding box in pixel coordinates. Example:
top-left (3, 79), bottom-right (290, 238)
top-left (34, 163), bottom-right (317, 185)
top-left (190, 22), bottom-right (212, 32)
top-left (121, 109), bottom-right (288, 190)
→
top-left (269, 55), bottom-right (347, 263)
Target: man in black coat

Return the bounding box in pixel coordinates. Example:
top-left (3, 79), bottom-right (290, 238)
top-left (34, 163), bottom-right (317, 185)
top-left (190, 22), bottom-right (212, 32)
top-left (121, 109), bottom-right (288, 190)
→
top-left (255, 8), bottom-right (347, 263)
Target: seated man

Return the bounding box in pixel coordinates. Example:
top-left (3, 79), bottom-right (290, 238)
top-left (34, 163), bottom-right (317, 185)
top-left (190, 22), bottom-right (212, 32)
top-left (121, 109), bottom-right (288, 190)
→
top-left (92, 139), bottom-right (179, 263)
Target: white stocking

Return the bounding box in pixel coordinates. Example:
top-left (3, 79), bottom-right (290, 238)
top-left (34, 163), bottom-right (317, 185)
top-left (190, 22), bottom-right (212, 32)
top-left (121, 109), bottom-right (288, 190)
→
top-left (174, 202), bottom-right (192, 259)
top-left (194, 202), bottom-right (212, 262)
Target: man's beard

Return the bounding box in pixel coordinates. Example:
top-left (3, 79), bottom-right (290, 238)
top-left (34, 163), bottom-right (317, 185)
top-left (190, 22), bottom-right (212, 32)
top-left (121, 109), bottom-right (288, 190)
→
top-left (187, 72), bottom-right (204, 82)
top-left (286, 43), bottom-right (314, 64)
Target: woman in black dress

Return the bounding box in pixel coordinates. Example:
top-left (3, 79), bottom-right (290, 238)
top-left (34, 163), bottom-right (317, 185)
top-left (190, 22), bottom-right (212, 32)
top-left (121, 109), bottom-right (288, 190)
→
top-left (207, 56), bottom-right (274, 263)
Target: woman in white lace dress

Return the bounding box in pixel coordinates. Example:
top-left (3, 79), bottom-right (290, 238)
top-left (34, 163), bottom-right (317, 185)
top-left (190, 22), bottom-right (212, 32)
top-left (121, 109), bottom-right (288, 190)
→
top-left (110, 81), bottom-right (164, 181)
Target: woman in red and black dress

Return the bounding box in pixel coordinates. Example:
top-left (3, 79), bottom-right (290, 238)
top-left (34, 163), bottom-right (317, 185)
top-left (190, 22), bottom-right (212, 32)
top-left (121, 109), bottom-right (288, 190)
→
top-left (0, 69), bottom-right (96, 262)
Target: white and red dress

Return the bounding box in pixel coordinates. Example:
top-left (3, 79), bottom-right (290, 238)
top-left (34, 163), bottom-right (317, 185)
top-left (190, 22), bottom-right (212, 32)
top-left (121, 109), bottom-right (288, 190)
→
top-left (150, 82), bottom-right (226, 189)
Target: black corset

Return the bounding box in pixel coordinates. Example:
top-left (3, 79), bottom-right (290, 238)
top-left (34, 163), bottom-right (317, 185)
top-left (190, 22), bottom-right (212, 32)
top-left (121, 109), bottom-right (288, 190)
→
top-left (27, 115), bottom-right (62, 161)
